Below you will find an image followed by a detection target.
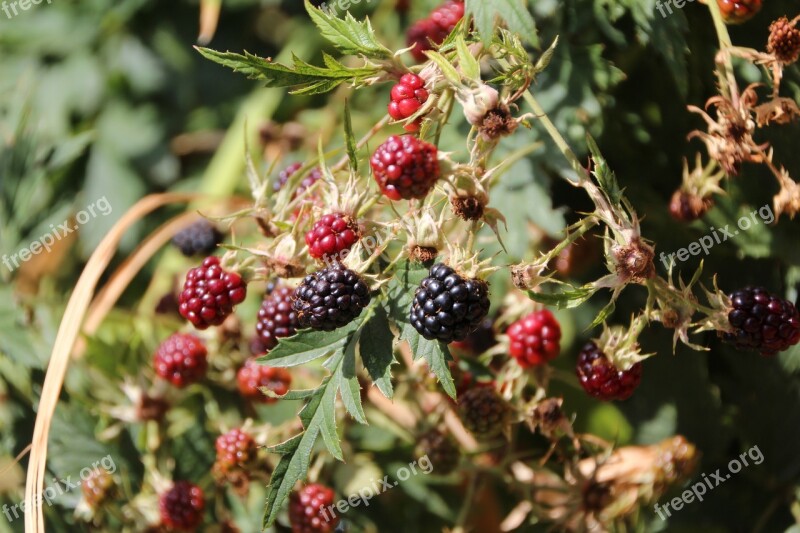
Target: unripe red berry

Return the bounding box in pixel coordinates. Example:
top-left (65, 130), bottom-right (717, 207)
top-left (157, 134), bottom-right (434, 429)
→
top-left (388, 73), bottom-right (429, 132)
top-left (722, 286), bottom-right (800, 356)
top-left (255, 285), bottom-right (299, 353)
top-left (153, 333), bottom-right (209, 388)
top-left (178, 257), bottom-right (247, 330)
top-left (768, 16), bottom-right (800, 64)
top-left (305, 213), bottom-right (361, 261)
top-left (236, 358), bottom-right (292, 403)
top-left (370, 135), bottom-right (440, 201)
top-left (717, 0), bottom-right (762, 24)
top-left (289, 483), bottom-right (339, 533)
top-left (576, 342), bottom-right (642, 401)
top-left (215, 428), bottom-right (257, 471)
top-left (507, 310), bottom-right (562, 368)
top-left (159, 481), bottom-right (205, 531)
top-left (406, 0), bottom-right (465, 62)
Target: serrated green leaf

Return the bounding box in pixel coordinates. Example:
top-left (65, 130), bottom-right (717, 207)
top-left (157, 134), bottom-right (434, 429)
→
top-left (305, 0), bottom-right (392, 59)
top-left (466, 0), bottom-right (539, 48)
top-left (258, 321), bottom-right (358, 367)
top-left (339, 326), bottom-right (367, 423)
top-left (195, 47), bottom-right (378, 95)
top-left (586, 134), bottom-right (622, 207)
top-left (424, 51), bottom-right (463, 86)
top-left (455, 37), bottom-right (480, 80)
top-left (527, 285), bottom-right (597, 309)
top-left (360, 305), bottom-right (396, 398)
top-left (533, 36), bottom-right (559, 75)
top-left (421, 337), bottom-right (456, 399)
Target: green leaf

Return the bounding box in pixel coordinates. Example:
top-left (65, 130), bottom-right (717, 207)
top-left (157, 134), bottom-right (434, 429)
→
top-left (527, 285), bottom-right (598, 309)
top-left (420, 337), bottom-right (457, 399)
top-left (344, 99), bottom-right (358, 172)
top-left (586, 134), bottom-right (622, 208)
top-left (423, 50), bottom-right (463, 86)
top-left (338, 326), bottom-right (367, 424)
top-left (195, 48), bottom-right (379, 95)
top-left (466, 0), bottom-right (539, 48)
top-left (305, 0), bottom-right (392, 59)
top-left (258, 321), bottom-right (359, 367)
top-left (359, 305), bottom-right (397, 398)
top-left (455, 36), bottom-right (480, 80)
top-left (588, 300), bottom-right (615, 329)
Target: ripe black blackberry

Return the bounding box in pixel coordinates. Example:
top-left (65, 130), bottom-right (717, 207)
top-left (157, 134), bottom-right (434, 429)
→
top-left (416, 429), bottom-right (460, 475)
top-left (721, 286), bottom-right (800, 356)
top-left (292, 263), bottom-right (371, 331)
top-left (457, 386), bottom-right (508, 438)
top-left (153, 333), bottom-right (208, 388)
top-left (576, 342), bottom-right (642, 401)
top-left (171, 221), bottom-right (223, 257)
top-left (255, 285), bottom-right (299, 353)
top-left (410, 263), bottom-right (490, 342)
top-left (289, 483), bottom-right (339, 533)
top-left (159, 481), bottom-right (205, 531)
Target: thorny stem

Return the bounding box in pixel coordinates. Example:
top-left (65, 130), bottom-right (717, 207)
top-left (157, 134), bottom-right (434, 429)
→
top-left (707, 0), bottom-right (737, 103)
top-left (452, 470), bottom-right (479, 533)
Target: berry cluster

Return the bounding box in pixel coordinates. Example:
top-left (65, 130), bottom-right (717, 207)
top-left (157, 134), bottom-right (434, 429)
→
top-left (305, 213), bottom-right (360, 261)
top-left (172, 220), bottom-right (223, 257)
top-left (410, 263), bottom-right (490, 342)
top-left (768, 16), bottom-right (800, 64)
top-left (153, 333), bottom-right (209, 388)
top-left (255, 285), bottom-right (299, 353)
top-left (576, 342), bottom-right (642, 401)
top-left (388, 73), bottom-right (429, 132)
top-left (507, 310), bottom-right (562, 368)
top-left (292, 263), bottom-right (371, 331)
top-left (274, 163), bottom-right (323, 197)
top-left (289, 484), bottom-right (339, 533)
top-left (215, 428), bottom-right (257, 471)
top-left (457, 386), bottom-right (508, 438)
top-left (406, 0), bottom-right (465, 62)
top-left (159, 481), bottom-right (205, 531)
top-left (416, 429), bottom-right (460, 475)
top-left (237, 358), bottom-right (292, 403)
top-left (721, 286), bottom-right (800, 356)
top-left (178, 257), bottom-right (247, 329)
top-left (717, 0), bottom-right (762, 24)
top-left (370, 135), bottom-right (440, 201)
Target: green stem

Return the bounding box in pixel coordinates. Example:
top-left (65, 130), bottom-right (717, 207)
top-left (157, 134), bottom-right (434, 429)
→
top-left (707, 0), bottom-right (736, 101)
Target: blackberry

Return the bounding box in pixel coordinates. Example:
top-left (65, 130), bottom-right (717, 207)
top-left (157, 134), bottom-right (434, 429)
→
top-left (457, 385), bottom-right (508, 438)
top-left (410, 263), bottom-right (490, 342)
top-left (370, 135), bottom-right (440, 201)
top-left (717, 0), bottom-right (762, 24)
top-left (576, 342), bottom-right (642, 401)
top-left (81, 470), bottom-right (114, 508)
top-left (274, 163), bottom-right (323, 197)
top-left (507, 310), bottom-right (562, 368)
top-left (721, 286), bottom-right (800, 356)
top-left (159, 481), bottom-right (205, 531)
top-left (388, 73), bottom-right (429, 132)
top-left (416, 429), bottom-right (460, 475)
top-left (171, 221), bottom-right (223, 257)
top-left (289, 483), bottom-right (339, 533)
top-left (153, 333), bottom-right (209, 388)
top-left (215, 428), bottom-right (257, 471)
top-left (768, 16), bottom-right (800, 64)
top-left (668, 190), bottom-right (713, 222)
top-left (305, 213), bottom-right (360, 261)
top-left (178, 256), bottom-right (248, 330)
top-left (292, 263), bottom-right (371, 331)
top-left (237, 358), bottom-right (292, 403)
top-left (406, 0), bottom-right (465, 62)
top-left (255, 285), bottom-right (299, 353)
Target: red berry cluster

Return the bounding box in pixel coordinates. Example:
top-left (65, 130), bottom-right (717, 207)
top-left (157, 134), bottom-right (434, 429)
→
top-left (289, 483), bottom-right (339, 533)
top-left (576, 342), bottom-right (642, 401)
top-left (406, 0), bottom-right (465, 62)
top-left (507, 310), bottom-right (562, 368)
top-left (388, 73), bottom-right (429, 132)
top-left (305, 213), bottom-right (360, 261)
top-left (215, 428), bottom-right (257, 471)
top-left (178, 257), bottom-right (247, 330)
top-left (159, 481), bottom-right (205, 531)
top-left (717, 0), bottom-right (762, 24)
top-left (274, 163), bottom-right (323, 197)
top-left (153, 333), bottom-right (209, 388)
top-left (722, 286), bottom-right (800, 356)
top-left (370, 135), bottom-right (441, 201)
top-left (236, 358), bottom-right (292, 403)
